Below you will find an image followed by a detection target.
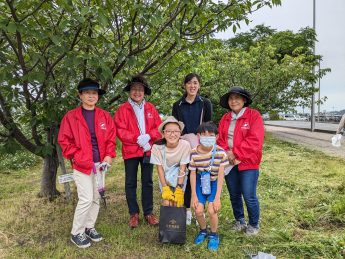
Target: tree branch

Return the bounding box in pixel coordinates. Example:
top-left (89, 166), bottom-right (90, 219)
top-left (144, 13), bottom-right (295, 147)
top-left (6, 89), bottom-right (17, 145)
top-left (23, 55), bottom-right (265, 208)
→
top-left (19, 0), bottom-right (49, 22)
top-left (141, 41), bottom-right (178, 74)
top-left (0, 91), bottom-right (39, 154)
top-left (144, 47), bottom-right (186, 76)
top-left (130, 0), bottom-right (184, 56)
top-left (48, 25), bottom-right (83, 74)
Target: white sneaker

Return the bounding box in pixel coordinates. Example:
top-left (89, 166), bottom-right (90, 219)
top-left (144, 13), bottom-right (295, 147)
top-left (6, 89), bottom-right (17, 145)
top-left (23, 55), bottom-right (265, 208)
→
top-left (186, 210), bottom-right (192, 225)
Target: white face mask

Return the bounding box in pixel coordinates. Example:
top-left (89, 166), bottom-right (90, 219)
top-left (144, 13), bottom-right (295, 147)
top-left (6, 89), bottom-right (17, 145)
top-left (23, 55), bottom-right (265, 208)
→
top-left (199, 136), bottom-right (216, 147)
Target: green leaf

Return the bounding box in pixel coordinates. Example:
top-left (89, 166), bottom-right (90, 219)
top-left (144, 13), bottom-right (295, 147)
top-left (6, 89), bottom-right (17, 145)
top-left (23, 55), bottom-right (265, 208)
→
top-left (51, 35), bottom-right (60, 45)
top-left (7, 22), bottom-right (17, 33)
top-left (80, 6), bottom-right (89, 16)
top-left (127, 56), bottom-right (135, 66)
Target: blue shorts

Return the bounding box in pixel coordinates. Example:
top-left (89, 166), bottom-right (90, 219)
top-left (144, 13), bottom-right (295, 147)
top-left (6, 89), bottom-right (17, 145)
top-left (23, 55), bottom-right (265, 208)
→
top-left (196, 173), bottom-right (218, 205)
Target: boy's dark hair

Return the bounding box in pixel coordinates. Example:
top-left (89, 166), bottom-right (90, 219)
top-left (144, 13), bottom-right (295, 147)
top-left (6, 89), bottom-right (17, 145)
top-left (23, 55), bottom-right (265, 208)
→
top-left (196, 121), bottom-right (218, 135)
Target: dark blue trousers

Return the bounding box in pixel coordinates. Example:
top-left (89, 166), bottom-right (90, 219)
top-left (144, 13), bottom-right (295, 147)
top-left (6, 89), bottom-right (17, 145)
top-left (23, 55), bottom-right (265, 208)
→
top-left (124, 157), bottom-right (153, 216)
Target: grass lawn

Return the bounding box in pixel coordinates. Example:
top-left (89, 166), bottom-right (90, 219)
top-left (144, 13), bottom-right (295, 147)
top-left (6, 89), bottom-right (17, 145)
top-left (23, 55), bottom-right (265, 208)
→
top-left (1, 133), bottom-right (345, 258)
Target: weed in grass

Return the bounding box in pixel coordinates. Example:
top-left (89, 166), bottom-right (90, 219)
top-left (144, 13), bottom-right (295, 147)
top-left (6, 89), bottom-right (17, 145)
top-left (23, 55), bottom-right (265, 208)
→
top-left (331, 195), bottom-right (345, 216)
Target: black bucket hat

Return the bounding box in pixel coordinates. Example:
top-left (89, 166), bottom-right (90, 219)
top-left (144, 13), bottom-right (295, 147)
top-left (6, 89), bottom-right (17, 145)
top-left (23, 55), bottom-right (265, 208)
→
top-left (124, 75), bottom-right (152, 95)
top-left (77, 78), bottom-right (106, 95)
top-left (219, 86), bottom-right (252, 109)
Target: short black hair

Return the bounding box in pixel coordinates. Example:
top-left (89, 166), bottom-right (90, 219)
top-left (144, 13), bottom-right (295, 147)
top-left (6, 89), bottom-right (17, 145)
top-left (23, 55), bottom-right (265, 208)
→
top-left (196, 121), bottom-right (218, 135)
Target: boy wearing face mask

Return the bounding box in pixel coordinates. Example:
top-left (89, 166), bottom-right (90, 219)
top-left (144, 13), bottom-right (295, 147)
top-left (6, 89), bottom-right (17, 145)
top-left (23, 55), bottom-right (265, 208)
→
top-left (189, 122), bottom-right (229, 251)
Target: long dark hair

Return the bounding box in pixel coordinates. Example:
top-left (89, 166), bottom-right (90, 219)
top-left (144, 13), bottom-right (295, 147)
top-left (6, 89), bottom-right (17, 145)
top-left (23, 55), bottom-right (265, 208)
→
top-left (154, 123), bottom-right (167, 146)
top-left (154, 138), bottom-right (167, 146)
top-left (182, 73), bottom-right (201, 97)
top-left (183, 73), bottom-right (201, 85)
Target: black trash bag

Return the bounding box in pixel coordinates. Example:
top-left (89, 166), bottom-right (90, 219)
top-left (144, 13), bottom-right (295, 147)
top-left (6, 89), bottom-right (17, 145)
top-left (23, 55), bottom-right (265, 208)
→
top-left (159, 205), bottom-right (186, 244)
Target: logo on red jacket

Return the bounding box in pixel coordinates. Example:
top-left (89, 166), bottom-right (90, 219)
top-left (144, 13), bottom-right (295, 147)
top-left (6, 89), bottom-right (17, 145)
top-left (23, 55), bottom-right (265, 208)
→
top-left (100, 122), bottom-right (106, 130)
top-left (147, 112), bottom-right (153, 118)
top-left (241, 122), bottom-right (250, 129)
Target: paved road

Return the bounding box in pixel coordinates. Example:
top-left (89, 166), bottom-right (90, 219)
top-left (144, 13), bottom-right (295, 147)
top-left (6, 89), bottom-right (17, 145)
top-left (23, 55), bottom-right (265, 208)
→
top-left (265, 125), bottom-right (345, 159)
top-left (264, 120), bottom-right (338, 133)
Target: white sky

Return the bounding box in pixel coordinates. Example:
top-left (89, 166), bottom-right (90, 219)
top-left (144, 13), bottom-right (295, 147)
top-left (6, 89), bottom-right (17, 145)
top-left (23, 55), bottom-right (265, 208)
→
top-left (216, 0), bottom-right (345, 112)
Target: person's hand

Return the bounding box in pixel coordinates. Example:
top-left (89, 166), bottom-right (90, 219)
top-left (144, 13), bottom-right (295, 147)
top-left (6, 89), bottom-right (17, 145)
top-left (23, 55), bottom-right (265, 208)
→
top-left (143, 143), bottom-right (151, 152)
top-left (191, 194), bottom-right (199, 210)
top-left (234, 159), bottom-right (241, 165)
top-left (137, 134), bottom-right (151, 147)
top-left (162, 186), bottom-right (175, 201)
top-left (227, 150), bottom-right (237, 165)
top-left (227, 150), bottom-right (236, 161)
top-left (103, 156), bottom-right (112, 165)
top-left (212, 198), bottom-right (221, 213)
top-left (174, 187), bottom-right (184, 207)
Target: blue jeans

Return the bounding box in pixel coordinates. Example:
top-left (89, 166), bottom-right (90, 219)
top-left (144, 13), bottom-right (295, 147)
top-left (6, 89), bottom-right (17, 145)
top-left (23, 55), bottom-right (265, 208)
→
top-left (225, 166), bottom-right (260, 227)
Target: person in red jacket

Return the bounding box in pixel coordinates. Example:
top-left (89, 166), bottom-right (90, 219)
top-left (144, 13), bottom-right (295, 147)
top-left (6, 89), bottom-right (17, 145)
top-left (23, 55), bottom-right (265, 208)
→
top-left (114, 75), bottom-right (162, 228)
top-left (217, 87), bottom-right (264, 236)
top-left (58, 78), bottom-right (116, 248)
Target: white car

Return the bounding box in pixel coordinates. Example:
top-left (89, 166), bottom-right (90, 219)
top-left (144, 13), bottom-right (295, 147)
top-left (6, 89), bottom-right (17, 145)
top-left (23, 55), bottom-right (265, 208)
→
top-left (283, 114), bottom-right (299, 121)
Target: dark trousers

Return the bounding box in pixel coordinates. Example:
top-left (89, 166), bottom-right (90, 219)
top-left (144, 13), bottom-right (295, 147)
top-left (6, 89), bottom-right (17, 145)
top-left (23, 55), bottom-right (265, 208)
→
top-left (124, 157), bottom-right (153, 216)
top-left (184, 171), bottom-right (191, 208)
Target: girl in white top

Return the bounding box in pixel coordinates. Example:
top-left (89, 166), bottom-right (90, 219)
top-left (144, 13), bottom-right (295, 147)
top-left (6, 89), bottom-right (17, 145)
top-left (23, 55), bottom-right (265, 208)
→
top-left (150, 116), bottom-right (191, 207)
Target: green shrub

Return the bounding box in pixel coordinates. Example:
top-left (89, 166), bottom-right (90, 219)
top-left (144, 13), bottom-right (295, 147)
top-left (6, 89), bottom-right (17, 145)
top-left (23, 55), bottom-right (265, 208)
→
top-left (0, 151), bottom-right (40, 173)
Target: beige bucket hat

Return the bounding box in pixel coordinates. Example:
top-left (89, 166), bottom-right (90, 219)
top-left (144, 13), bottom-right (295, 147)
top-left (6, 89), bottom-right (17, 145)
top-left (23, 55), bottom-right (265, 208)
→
top-left (158, 116), bottom-right (185, 134)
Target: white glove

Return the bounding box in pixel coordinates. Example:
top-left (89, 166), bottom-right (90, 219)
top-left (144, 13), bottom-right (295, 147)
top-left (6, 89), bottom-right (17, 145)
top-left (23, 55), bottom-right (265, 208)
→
top-left (143, 143), bottom-right (151, 152)
top-left (137, 134), bottom-right (151, 147)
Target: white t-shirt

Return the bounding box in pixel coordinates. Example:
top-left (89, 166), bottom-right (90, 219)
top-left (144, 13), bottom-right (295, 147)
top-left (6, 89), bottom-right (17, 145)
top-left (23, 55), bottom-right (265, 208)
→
top-left (150, 139), bottom-right (191, 168)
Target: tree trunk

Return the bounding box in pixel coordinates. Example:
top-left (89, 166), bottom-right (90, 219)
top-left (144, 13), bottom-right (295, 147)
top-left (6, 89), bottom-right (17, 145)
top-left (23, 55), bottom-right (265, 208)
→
top-left (39, 149), bottom-right (60, 200)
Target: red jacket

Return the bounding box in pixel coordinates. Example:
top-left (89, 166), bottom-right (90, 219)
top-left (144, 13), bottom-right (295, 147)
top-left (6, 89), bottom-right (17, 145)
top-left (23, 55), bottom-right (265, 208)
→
top-left (114, 101), bottom-right (162, 160)
top-left (217, 108), bottom-right (264, 171)
top-left (58, 106), bottom-right (116, 175)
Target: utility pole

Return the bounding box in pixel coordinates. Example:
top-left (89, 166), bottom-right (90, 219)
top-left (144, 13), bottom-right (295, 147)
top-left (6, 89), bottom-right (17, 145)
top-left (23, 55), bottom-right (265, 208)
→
top-left (311, 0), bottom-right (316, 131)
top-left (318, 60), bottom-right (321, 122)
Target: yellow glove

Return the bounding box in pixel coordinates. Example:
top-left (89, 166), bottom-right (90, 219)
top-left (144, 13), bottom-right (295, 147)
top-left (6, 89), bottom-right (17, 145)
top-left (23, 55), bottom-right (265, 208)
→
top-left (162, 186), bottom-right (175, 201)
top-left (174, 187), bottom-right (184, 207)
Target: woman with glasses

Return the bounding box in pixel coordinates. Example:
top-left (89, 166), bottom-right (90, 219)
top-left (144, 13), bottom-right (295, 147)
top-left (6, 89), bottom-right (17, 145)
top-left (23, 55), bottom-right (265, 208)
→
top-left (150, 116), bottom-right (191, 207)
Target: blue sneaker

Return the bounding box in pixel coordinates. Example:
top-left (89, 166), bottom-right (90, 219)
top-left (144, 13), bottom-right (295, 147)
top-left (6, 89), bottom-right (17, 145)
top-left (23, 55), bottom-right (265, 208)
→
top-left (194, 230), bottom-right (208, 245)
top-left (208, 234), bottom-right (220, 251)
